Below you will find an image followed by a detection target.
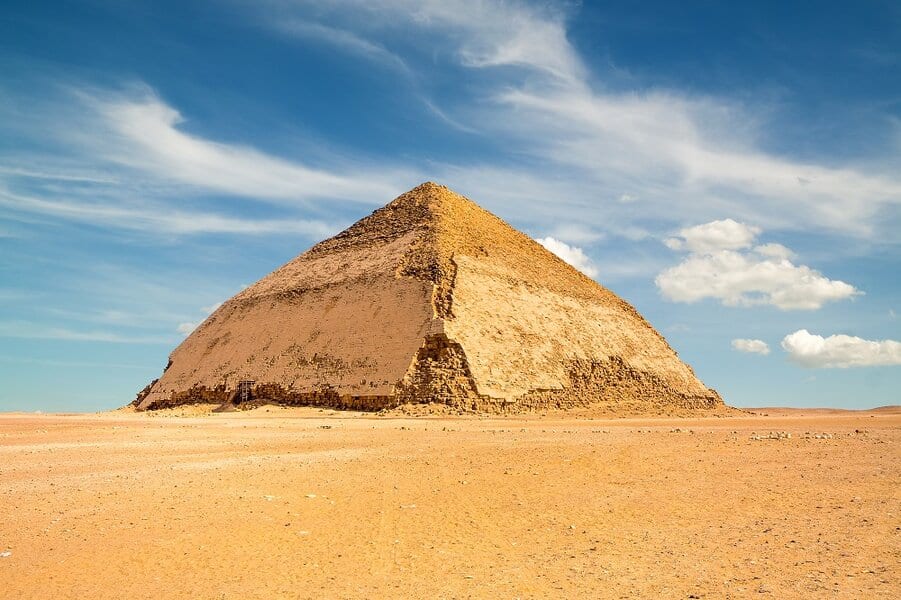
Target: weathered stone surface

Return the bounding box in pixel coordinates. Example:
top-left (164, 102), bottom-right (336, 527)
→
top-left (136, 182), bottom-right (722, 412)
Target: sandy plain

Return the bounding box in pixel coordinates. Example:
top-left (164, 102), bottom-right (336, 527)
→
top-left (0, 407), bottom-right (898, 599)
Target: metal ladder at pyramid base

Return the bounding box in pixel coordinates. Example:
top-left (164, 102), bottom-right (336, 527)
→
top-left (214, 379), bottom-right (256, 412)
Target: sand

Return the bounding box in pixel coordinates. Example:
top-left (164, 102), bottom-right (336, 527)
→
top-left (1, 408), bottom-right (898, 598)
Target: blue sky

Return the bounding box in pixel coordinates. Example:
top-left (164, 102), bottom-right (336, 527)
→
top-left (1, 0), bottom-right (899, 411)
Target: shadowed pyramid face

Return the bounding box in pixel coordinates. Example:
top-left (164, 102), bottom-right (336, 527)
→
top-left (136, 182), bottom-right (721, 412)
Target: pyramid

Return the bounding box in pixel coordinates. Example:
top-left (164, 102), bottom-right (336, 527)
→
top-left (135, 182), bottom-right (722, 412)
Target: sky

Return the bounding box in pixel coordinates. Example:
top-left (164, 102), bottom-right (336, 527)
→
top-left (1, 0), bottom-right (899, 411)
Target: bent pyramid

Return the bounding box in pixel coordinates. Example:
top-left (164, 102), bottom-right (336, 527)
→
top-left (136, 182), bottom-right (721, 412)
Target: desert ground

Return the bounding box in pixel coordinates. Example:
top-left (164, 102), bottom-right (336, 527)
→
top-left (1, 407), bottom-right (898, 599)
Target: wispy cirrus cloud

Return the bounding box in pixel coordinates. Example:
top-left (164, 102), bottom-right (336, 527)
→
top-left (0, 187), bottom-right (337, 236)
top-left (0, 83), bottom-right (415, 240)
top-left (275, 0), bottom-right (584, 82)
top-left (0, 321), bottom-right (175, 344)
top-left (0, 165), bottom-right (119, 184)
top-left (273, 20), bottom-right (410, 74)
top-left (0, 354), bottom-right (148, 369)
top-left (78, 88), bottom-right (409, 204)
top-left (258, 1), bottom-right (901, 243)
top-left (6, 0), bottom-right (899, 249)
top-left (485, 86), bottom-right (901, 239)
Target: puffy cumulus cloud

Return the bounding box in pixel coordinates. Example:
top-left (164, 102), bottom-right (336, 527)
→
top-left (536, 237), bottom-right (598, 278)
top-left (731, 338), bottom-right (770, 355)
top-left (781, 329), bottom-right (901, 368)
top-left (664, 219), bottom-right (760, 253)
top-left (656, 220), bottom-right (861, 310)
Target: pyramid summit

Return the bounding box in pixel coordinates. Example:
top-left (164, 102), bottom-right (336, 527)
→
top-left (135, 182), bottom-right (722, 412)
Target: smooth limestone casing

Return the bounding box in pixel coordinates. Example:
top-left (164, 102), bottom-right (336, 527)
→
top-left (137, 182), bottom-right (721, 412)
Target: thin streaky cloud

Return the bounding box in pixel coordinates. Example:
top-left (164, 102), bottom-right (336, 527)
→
top-left (0, 321), bottom-right (176, 344)
top-left (0, 188), bottom-right (338, 237)
top-left (420, 99), bottom-right (481, 135)
top-left (0, 165), bottom-right (119, 184)
top-left (282, 0), bottom-right (585, 82)
top-left (72, 87), bottom-right (412, 204)
top-left (260, 1), bottom-right (901, 242)
top-left (489, 88), bottom-right (901, 238)
top-left (274, 20), bottom-right (411, 74)
top-left (0, 355), bottom-right (149, 369)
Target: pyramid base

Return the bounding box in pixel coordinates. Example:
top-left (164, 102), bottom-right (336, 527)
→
top-left (135, 356), bottom-right (721, 415)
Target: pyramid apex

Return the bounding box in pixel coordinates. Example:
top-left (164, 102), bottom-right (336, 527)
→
top-left (388, 181), bottom-right (469, 207)
top-left (416, 180), bottom-right (444, 189)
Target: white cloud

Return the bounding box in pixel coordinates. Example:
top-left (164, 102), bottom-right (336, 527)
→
top-left (0, 82), bottom-right (423, 245)
top-left (262, 1), bottom-right (901, 240)
top-left (177, 302), bottom-right (226, 336)
top-left (753, 243), bottom-right (795, 260)
top-left (781, 329), bottom-right (901, 368)
top-left (489, 87), bottom-right (901, 239)
top-left (327, 0), bottom-right (584, 82)
top-left (80, 89), bottom-right (407, 204)
top-left (0, 165), bottom-right (118, 184)
top-left (656, 220), bottom-right (861, 310)
top-left (421, 98), bottom-right (481, 134)
top-left (274, 21), bottom-right (410, 73)
top-left (9, 0), bottom-right (901, 251)
top-left (545, 223), bottom-right (604, 244)
top-left (536, 236), bottom-right (598, 278)
top-left (176, 322), bottom-right (197, 335)
top-left (0, 188), bottom-right (338, 237)
top-left (0, 321), bottom-right (173, 344)
top-left (202, 302), bottom-right (223, 315)
top-left (731, 338), bottom-right (770, 355)
top-left (0, 355), bottom-right (147, 369)
top-left (665, 219), bottom-right (760, 253)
